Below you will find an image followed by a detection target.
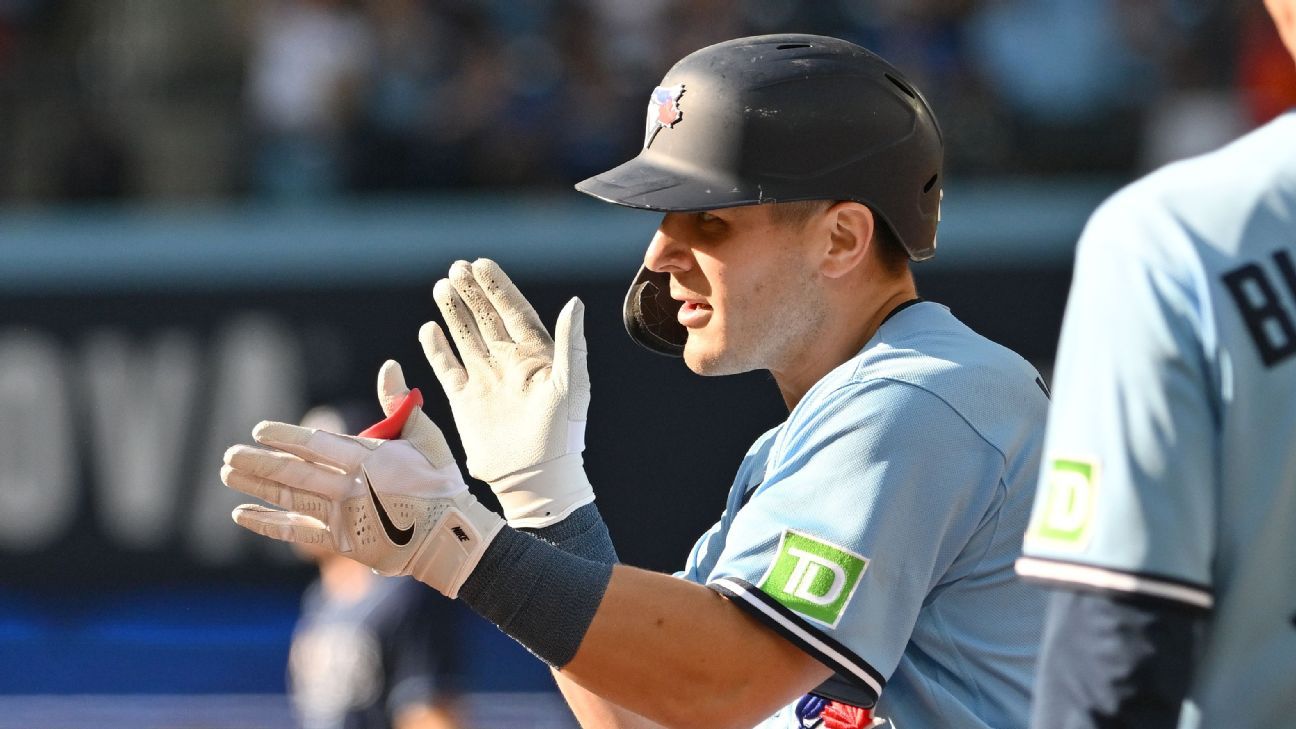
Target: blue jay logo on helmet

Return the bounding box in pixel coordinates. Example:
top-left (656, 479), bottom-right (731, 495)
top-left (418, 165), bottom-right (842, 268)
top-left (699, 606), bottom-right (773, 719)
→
top-left (643, 84), bottom-right (685, 148)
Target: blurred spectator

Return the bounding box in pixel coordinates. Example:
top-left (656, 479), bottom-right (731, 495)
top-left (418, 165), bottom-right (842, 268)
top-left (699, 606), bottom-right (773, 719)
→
top-left (0, 0), bottom-right (35, 199)
top-left (288, 402), bottom-right (466, 729)
top-left (1139, 90), bottom-right (1249, 169)
top-left (579, 0), bottom-right (675, 84)
top-left (56, 104), bottom-right (129, 200)
top-left (964, 0), bottom-right (1155, 173)
top-left (1133, 1), bottom-right (1250, 169)
top-left (2, 0), bottom-right (243, 201)
top-left (0, 0), bottom-right (28, 79)
top-left (347, 0), bottom-right (490, 191)
top-left (245, 0), bottom-right (374, 199)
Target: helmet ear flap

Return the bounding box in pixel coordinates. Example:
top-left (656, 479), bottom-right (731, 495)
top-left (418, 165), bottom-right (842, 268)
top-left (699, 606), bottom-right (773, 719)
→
top-left (623, 267), bottom-right (686, 357)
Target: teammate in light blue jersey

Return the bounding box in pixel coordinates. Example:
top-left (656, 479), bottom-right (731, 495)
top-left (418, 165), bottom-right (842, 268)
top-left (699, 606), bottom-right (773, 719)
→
top-left (1017, 3), bottom-right (1296, 725)
top-left (681, 301), bottom-right (1048, 728)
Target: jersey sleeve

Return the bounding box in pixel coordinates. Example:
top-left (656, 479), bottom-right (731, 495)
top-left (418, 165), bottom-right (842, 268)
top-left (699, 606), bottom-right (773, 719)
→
top-left (676, 516), bottom-right (726, 582)
top-left (1017, 195), bottom-right (1217, 611)
top-left (704, 380), bottom-right (1006, 705)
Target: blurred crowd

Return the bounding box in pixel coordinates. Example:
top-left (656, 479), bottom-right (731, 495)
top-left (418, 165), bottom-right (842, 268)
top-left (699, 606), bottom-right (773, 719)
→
top-left (0, 0), bottom-right (1292, 204)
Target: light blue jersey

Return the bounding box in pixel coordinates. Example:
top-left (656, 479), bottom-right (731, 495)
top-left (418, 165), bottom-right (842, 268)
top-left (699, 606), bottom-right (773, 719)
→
top-left (678, 301), bottom-right (1049, 728)
top-left (1018, 112), bottom-right (1296, 727)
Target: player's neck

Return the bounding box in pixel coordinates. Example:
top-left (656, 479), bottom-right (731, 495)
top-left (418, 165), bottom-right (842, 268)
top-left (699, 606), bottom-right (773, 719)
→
top-left (771, 279), bottom-right (916, 410)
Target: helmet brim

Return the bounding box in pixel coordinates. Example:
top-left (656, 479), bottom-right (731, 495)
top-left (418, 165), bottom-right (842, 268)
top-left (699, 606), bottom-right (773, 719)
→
top-left (575, 155), bottom-right (765, 213)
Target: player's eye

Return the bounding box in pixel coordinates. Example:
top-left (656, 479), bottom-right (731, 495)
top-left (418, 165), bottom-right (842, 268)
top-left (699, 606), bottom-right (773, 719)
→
top-left (686, 211), bottom-right (729, 242)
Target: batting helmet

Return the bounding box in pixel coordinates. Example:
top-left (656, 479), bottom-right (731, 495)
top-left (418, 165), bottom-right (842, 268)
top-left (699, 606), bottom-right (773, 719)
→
top-left (575, 34), bottom-right (944, 356)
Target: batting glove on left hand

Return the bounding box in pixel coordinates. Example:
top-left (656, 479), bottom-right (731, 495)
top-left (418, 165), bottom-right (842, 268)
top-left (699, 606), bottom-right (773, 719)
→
top-left (421, 258), bottom-right (593, 528)
top-left (221, 361), bottom-right (504, 598)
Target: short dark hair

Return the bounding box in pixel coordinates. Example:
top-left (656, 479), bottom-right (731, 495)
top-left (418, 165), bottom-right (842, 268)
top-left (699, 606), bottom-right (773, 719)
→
top-left (871, 218), bottom-right (910, 276)
top-left (767, 200), bottom-right (910, 275)
top-left (766, 199), bottom-right (833, 227)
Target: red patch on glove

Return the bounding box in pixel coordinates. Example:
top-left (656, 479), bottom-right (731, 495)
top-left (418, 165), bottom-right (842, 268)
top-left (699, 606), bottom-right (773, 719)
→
top-left (358, 388), bottom-right (423, 439)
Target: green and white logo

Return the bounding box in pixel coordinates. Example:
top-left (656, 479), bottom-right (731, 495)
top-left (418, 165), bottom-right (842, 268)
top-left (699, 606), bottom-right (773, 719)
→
top-left (1029, 457), bottom-right (1099, 549)
top-left (759, 530), bottom-right (868, 628)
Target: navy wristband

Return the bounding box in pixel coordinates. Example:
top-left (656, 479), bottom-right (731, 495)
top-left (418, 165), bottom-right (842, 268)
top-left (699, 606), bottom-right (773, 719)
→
top-left (459, 524), bottom-right (614, 667)
top-left (523, 503), bottom-right (619, 565)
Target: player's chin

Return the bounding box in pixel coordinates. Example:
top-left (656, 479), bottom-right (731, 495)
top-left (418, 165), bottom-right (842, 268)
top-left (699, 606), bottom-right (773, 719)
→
top-left (682, 336), bottom-right (750, 377)
top-left (681, 336), bottom-right (719, 375)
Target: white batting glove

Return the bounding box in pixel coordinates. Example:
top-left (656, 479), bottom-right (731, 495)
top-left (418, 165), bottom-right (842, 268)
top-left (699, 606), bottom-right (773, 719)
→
top-left (221, 361), bottom-right (504, 598)
top-left (422, 258), bottom-right (594, 528)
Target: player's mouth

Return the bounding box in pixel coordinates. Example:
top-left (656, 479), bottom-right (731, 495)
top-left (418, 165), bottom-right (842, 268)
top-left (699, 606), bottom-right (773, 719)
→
top-left (676, 299), bottom-right (712, 327)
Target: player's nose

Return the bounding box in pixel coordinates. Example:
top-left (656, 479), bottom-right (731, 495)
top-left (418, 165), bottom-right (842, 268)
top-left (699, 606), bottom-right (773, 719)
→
top-left (644, 215), bottom-right (694, 273)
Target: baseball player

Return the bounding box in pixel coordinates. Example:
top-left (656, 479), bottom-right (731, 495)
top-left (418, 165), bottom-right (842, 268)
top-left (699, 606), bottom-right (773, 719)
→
top-left (222, 35), bottom-right (1049, 728)
top-left (1015, 2), bottom-right (1296, 726)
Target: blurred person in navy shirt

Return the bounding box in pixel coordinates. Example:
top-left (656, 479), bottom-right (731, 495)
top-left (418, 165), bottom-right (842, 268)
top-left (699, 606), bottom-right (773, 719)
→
top-left (290, 403), bottom-right (465, 729)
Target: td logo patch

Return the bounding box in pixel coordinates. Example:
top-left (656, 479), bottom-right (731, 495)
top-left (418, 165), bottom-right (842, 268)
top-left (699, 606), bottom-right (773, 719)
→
top-left (759, 530), bottom-right (868, 628)
top-left (1028, 457), bottom-right (1099, 549)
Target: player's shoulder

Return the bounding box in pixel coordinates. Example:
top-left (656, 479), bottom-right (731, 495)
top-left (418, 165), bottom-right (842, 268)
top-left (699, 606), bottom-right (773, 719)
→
top-left (847, 302), bottom-right (1042, 394)
top-left (793, 302), bottom-right (1047, 438)
top-left (1084, 112), bottom-right (1296, 259)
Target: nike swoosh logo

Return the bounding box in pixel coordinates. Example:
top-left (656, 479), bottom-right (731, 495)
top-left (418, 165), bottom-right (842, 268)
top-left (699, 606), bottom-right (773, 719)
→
top-left (364, 467), bottom-right (415, 546)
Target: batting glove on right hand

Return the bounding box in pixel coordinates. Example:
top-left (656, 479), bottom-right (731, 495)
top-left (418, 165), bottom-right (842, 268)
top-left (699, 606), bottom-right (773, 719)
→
top-left (222, 361), bottom-right (504, 598)
top-left (421, 258), bottom-right (593, 528)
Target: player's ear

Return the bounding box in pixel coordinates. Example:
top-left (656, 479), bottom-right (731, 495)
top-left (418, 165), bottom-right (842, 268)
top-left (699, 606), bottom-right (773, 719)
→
top-left (819, 202), bottom-right (875, 279)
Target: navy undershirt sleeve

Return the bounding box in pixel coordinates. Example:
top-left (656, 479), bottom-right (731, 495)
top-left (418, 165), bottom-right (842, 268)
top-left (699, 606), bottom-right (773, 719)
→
top-left (1031, 588), bottom-right (1206, 729)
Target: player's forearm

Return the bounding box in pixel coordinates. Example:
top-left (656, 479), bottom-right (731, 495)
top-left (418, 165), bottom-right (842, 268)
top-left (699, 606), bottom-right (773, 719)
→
top-left (558, 566), bottom-right (829, 729)
top-left (457, 528), bottom-right (828, 729)
top-left (525, 507), bottom-right (648, 728)
top-left (528, 511), bottom-right (672, 729)
top-left (553, 670), bottom-right (667, 729)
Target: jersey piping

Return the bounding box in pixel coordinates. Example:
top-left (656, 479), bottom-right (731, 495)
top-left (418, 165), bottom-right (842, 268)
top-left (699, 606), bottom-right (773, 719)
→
top-left (1016, 555), bottom-right (1214, 610)
top-left (709, 576), bottom-right (887, 702)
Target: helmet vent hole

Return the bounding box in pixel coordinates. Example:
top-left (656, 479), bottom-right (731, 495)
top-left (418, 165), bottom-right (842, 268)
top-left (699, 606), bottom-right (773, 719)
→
top-left (923, 174), bottom-right (938, 193)
top-left (776, 43), bottom-right (812, 50)
top-left (886, 74), bottom-right (917, 99)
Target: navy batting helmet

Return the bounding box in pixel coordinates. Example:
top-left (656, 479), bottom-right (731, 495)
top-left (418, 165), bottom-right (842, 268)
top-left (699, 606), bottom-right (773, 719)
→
top-left (575, 34), bottom-right (944, 356)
